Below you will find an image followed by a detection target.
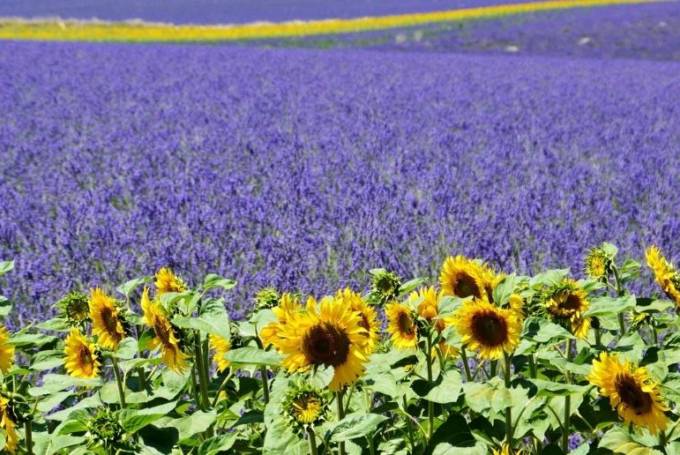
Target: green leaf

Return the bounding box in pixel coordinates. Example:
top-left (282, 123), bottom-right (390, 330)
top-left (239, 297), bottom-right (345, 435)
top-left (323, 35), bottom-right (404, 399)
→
top-left (531, 321), bottom-right (573, 343)
top-left (329, 413), bottom-right (388, 442)
top-left (0, 260), bottom-right (14, 276)
top-left (116, 276), bottom-right (151, 297)
top-left (225, 347), bottom-right (282, 366)
top-left (120, 401), bottom-right (178, 433)
top-left (157, 410), bottom-right (217, 443)
top-left (30, 350), bottom-right (64, 371)
top-left (199, 434), bottom-right (239, 455)
top-left (172, 312), bottom-right (230, 340)
top-left (112, 337), bottom-right (138, 359)
top-left (585, 295), bottom-right (636, 318)
top-left (598, 427), bottom-right (662, 454)
top-left (29, 374), bottom-right (101, 396)
top-left (309, 365), bottom-right (335, 389)
top-left (425, 371), bottom-right (462, 404)
top-left (202, 274), bottom-right (237, 292)
top-left (399, 277), bottom-right (425, 296)
top-left (432, 443), bottom-right (486, 455)
top-left (0, 296), bottom-right (12, 317)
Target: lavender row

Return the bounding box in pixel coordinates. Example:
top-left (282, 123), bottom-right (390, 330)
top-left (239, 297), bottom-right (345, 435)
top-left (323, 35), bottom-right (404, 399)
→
top-left (1, 42), bottom-right (679, 322)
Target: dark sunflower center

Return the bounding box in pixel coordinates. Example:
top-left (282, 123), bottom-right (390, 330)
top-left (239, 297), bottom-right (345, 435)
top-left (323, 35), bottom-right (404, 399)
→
top-left (78, 345), bottom-right (93, 369)
top-left (615, 374), bottom-right (653, 415)
top-left (397, 312), bottom-right (414, 336)
top-left (68, 302), bottom-right (89, 321)
top-left (154, 319), bottom-right (172, 346)
top-left (100, 306), bottom-right (119, 334)
top-left (303, 323), bottom-right (351, 367)
top-left (454, 273), bottom-right (481, 299)
top-left (471, 311), bottom-right (508, 347)
top-left (561, 294), bottom-right (582, 311)
top-left (358, 313), bottom-right (370, 335)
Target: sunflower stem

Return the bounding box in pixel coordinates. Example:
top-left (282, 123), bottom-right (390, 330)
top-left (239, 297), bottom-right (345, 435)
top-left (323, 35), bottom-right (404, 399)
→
top-left (259, 365), bottom-right (270, 404)
top-left (490, 359), bottom-right (497, 378)
top-left (461, 346), bottom-right (473, 382)
top-left (336, 389), bottom-right (347, 455)
top-left (137, 366), bottom-right (148, 391)
top-left (562, 338), bottom-right (574, 452)
top-left (25, 420), bottom-right (33, 455)
top-left (503, 352), bottom-right (513, 449)
top-left (194, 336), bottom-right (210, 410)
top-left (307, 427), bottom-right (319, 455)
top-left (659, 430), bottom-right (668, 453)
top-left (111, 357), bottom-right (127, 409)
top-left (528, 354), bottom-right (537, 379)
top-left (611, 265), bottom-right (626, 336)
top-left (425, 332), bottom-right (434, 440)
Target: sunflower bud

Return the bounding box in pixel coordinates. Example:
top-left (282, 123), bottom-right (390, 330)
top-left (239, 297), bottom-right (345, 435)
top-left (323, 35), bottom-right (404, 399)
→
top-left (57, 290), bottom-right (90, 326)
top-left (254, 287), bottom-right (280, 310)
top-left (369, 269), bottom-right (401, 305)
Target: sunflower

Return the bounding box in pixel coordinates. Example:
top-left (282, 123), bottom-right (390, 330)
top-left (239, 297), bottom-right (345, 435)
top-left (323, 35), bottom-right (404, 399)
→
top-left (440, 255), bottom-right (488, 300)
top-left (141, 287), bottom-right (187, 372)
top-left (57, 291), bottom-right (91, 325)
top-left (449, 299), bottom-right (521, 360)
top-left (210, 334), bottom-right (231, 373)
top-left (282, 383), bottom-right (328, 432)
top-left (0, 325), bottom-right (14, 374)
top-left (646, 246), bottom-right (680, 307)
top-left (155, 267), bottom-right (187, 295)
top-left (336, 288), bottom-right (380, 354)
top-left (585, 247), bottom-right (609, 280)
top-left (274, 296), bottom-right (369, 391)
top-left (259, 292), bottom-right (302, 348)
top-left (508, 294), bottom-right (524, 315)
top-left (545, 279), bottom-right (591, 339)
top-left (588, 352), bottom-right (668, 434)
top-left (386, 302), bottom-right (418, 349)
top-left (0, 396), bottom-right (17, 453)
top-left (492, 443), bottom-right (524, 455)
top-left (481, 265), bottom-right (504, 303)
top-left (89, 288), bottom-right (126, 350)
top-left (64, 328), bottom-right (100, 378)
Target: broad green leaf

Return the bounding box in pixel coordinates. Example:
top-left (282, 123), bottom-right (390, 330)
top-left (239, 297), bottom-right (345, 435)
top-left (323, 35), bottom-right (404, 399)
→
top-left (117, 276), bottom-right (151, 297)
top-left (120, 401), bottom-right (178, 433)
top-left (225, 347), bottom-right (282, 366)
top-left (309, 365), bottom-right (335, 389)
top-left (0, 296), bottom-right (11, 317)
top-left (157, 410), bottom-right (216, 442)
top-left (199, 434), bottom-right (239, 455)
top-left (0, 260), bottom-right (14, 276)
top-left (585, 295), bottom-right (636, 317)
top-left (425, 371), bottom-right (462, 404)
top-left (599, 427), bottom-right (662, 455)
top-left (202, 274), bottom-right (236, 291)
top-left (172, 313), bottom-right (230, 340)
top-left (329, 412), bottom-right (388, 442)
top-left (433, 443), bottom-right (486, 455)
top-left (29, 374), bottom-right (101, 396)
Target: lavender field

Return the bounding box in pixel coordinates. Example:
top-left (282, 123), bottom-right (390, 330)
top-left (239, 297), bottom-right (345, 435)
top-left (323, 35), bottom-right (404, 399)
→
top-left (2, 38), bottom-right (679, 323)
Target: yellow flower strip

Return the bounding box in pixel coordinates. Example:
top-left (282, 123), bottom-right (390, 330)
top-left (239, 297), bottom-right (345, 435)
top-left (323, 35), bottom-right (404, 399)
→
top-left (0, 0), bottom-right (658, 43)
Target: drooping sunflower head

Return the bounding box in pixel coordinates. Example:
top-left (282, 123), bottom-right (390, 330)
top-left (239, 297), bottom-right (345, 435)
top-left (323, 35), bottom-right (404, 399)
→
top-left (645, 245), bottom-right (680, 306)
top-left (283, 383), bottom-right (328, 431)
top-left (209, 334), bottom-right (231, 373)
top-left (369, 269), bottom-right (402, 305)
top-left (64, 328), bottom-right (100, 379)
top-left (259, 292), bottom-right (303, 349)
top-left (141, 287), bottom-right (187, 373)
top-left (275, 296), bottom-right (369, 391)
top-left (57, 291), bottom-right (91, 326)
top-left (584, 247), bottom-right (610, 280)
top-left (89, 288), bottom-right (126, 351)
top-left (588, 352), bottom-right (668, 434)
top-left (0, 325), bottom-right (14, 374)
top-left (481, 265), bottom-right (504, 303)
top-left (449, 299), bottom-right (521, 360)
top-left (386, 301), bottom-right (418, 350)
top-left (336, 288), bottom-right (380, 353)
top-left (0, 396), bottom-right (18, 453)
top-left (545, 279), bottom-right (590, 339)
top-left (154, 267), bottom-right (187, 296)
top-left (254, 287), bottom-right (280, 310)
top-left (440, 255), bottom-right (488, 300)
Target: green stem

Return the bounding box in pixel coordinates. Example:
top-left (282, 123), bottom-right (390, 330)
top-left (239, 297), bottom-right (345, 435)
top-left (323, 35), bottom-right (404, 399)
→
top-left (562, 339), bottom-right (574, 452)
top-left (460, 346), bottom-right (473, 381)
top-left (612, 265), bottom-right (626, 336)
top-left (137, 366), bottom-right (148, 391)
top-left (528, 354), bottom-right (537, 379)
top-left (402, 397), bottom-right (415, 453)
top-left (503, 352), bottom-right (513, 448)
top-left (194, 336), bottom-right (210, 410)
top-left (652, 324), bottom-right (660, 347)
top-left (595, 326), bottom-right (602, 347)
top-left (111, 357), bottom-right (127, 409)
top-left (25, 420), bottom-right (33, 455)
top-left (490, 359), bottom-right (498, 378)
top-left (259, 365), bottom-right (270, 404)
top-left (426, 332), bottom-right (434, 440)
top-left (336, 389), bottom-right (346, 455)
top-left (659, 430), bottom-right (668, 454)
top-left (307, 427), bottom-right (319, 455)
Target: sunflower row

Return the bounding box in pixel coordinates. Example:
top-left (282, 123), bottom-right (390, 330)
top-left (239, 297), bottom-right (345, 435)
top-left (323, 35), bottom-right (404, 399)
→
top-left (0, 243), bottom-right (678, 453)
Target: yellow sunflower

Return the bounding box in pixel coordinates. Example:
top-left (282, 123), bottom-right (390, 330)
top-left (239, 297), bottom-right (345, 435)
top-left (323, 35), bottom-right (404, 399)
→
top-left (57, 291), bottom-right (91, 325)
top-left (274, 296), bottom-right (369, 391)
top-left (64, 328), bottom-right (100, 379)
top-left (386, 302), bottom-right (418, 350)
top-left (440, 255), bottom-right (488, 300)
top-left (646, 246), bottom-right (680, 306)
top-left (0, 397), bottom-right (17, 453)
top-left (209, 334), bottom-right (231, 373)
top-left (89, 288), bottom-right (126, 350)
top-left (155, 267), bottom-right (187, 295)
top-left (141, 288), bottom-right (187, 372)
top-left (492, 443), bottom-right (524, 455)
top-left (336, 288), bottom-right (380, 354)
top-left (588, 352), bottom-right (668, 434)
top-left (481, 265), bottom-right (504, 303)
top-left (259, 292), bottom-right (302, 348)
top-left (0, 325), bottom-right (14, 374)
top-left (449, 299), bottom-right (521, 360)
top-left (545, 279), bottom-right (591, 339)
top-left (585, 247), bottom-right (609, 280)
top-left (290, 392), bottom-right (323, 425)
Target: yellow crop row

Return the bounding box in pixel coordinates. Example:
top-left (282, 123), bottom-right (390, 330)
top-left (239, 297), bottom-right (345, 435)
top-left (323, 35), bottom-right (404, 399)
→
top-left (0, 0), bottom-right (657, 42)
